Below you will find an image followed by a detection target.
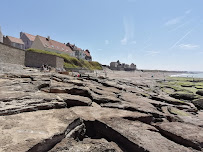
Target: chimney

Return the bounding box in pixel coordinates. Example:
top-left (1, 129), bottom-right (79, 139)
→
top-left (20, 32), bottom-right (23, 38)
top-left (47, 36), bottom-right (50, 41)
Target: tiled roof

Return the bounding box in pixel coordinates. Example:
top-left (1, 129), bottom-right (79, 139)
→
top-left (24, 33), bottom-right (36, 41)
top-left (84, 50), bottom-right (91, 57)
top-left (67, 42), bottom-right (83, 52)
top-left (7, 36), bottom-right (24, 44)
top-left (38, 35), bottom-right (73, 54)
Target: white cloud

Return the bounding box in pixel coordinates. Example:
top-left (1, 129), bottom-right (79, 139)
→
top-left (165, 17), bottom-right (183, 26)
top-left (146, 51), bottom-right (160, 56)
top-left (169, 28), bottom-right (193, 49)
top-left (121, 17), bottom-right (135, 45)
top-left (121, 38), bottom-right (127, 45)
top-left (169, 20), bottom-right (192, 32)
top-left (165, 9), bottom-right (191, 27)
top-left (179, 44), bottom-right (199, 50)
top-left (105, 40), bottom-right (109, 45)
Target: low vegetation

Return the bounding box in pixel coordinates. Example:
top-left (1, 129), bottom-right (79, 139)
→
top-left (27, 48), bottom-right (102, 70)
top-left (159, 77), bottom-right (203, 106)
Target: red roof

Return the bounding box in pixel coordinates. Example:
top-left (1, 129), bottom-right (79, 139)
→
top-left (7, 36), bottom-right (24, 44)
top-left (67, 42), bottom-right (83, 52)
top-left (84, 50), bottom-right (91, 57)
top-left (37, 35), bottom-right (73, 54)
top-left (24, 33), bottom-right (36, 41)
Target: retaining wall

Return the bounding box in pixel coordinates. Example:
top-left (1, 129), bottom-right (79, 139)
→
top-left (0, 42), bottom-right (25, 65)
top-left (25, 51), bottom-right (64, 68)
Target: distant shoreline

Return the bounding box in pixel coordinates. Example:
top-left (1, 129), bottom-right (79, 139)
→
top-left (170, 73), bottom-right (203, 78)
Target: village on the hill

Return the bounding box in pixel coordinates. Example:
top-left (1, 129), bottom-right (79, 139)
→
top-left (0, 26), bottom-right (137, 71)
top-left (0, 26), bottom-right (92, 61)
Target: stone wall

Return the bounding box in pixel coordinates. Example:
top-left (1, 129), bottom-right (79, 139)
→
top-left (0, 42), bottom-right (64, 69)
top-left (0, 42), bottom-right (25, 65)
top-left (0, 28), bottom-right (3, 43)
top-left (25, 51), bottom-right (64, 68)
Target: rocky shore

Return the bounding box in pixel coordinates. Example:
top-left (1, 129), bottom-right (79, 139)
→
top-left (0, 64), bottom-right (203, 152)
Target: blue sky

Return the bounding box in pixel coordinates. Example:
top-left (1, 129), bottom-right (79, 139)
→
top-left (1, 0), bottom-right (203, 71)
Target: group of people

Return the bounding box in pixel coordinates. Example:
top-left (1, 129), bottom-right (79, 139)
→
top-left (40, 64), bottom-right (52, 72)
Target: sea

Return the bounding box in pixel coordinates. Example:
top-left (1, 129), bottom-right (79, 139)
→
top-left (170, 73), bottom-right (203, 78)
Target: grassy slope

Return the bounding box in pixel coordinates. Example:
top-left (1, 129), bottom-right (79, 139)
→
top-left (27, 48), bottom-right (102, 70)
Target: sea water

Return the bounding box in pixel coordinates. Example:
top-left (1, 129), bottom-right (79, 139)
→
top-left (170, 73), bottom-right (203, 78)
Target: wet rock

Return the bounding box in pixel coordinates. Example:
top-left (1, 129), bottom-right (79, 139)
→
top-left (170, 92), bottom-right (196, 100)
top-left (196, 90), bottom-right (203, 96)
top-left (150, 95), bottom-right (191, 105)
top-left (192, 98), bottom-right (203, 110)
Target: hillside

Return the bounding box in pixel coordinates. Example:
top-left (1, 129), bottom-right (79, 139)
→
top-left (27, 48), bottom-right (102, 70)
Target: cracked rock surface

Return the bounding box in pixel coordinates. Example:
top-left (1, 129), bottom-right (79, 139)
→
top-left (0, 66), bottom-right (202, 152)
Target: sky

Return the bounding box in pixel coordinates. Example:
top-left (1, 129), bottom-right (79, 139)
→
top-left (0, 0), bottom-right (203, 71)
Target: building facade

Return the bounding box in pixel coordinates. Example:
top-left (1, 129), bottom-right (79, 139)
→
top-left (31, 35), bottom-right (74, 56)
top-left (110, 60), bottom-right (136, 71)
top-left (20, 32), bottom-right (36, 49)
top-left (66, 43), bottom-right (85, 59)
top-left (84, 49), bottom-right (92, 61)
top-left (3, 36), bottom-right (25, 50)
top-left (0, 26), bottom-right (3, 43)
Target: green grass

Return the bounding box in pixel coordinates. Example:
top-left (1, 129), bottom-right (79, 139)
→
top-left (27, 48), bottom-right (102, 70)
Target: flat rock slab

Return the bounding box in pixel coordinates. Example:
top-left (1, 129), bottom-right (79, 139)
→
top-left (57, 94), bottom-right (92, 107)
top-left (70, 106), bottom-right (153, 123)
top-left (0, 109), bottom-right (79, 152)
top-left (98, 118), bottom-right (196, 152)
top-left (119, 93), bottom-right (163, 114)
top-left (0, 92), bottom-right (92, 116)
top-left (156, 122), bottom-right (203, 150)
top-left (49, 138), bottom-right (120, 152)
top-left (177, 115), bottom-right (203, 127)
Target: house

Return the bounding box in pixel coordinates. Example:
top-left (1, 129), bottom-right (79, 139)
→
top-left (84, 49), bottom-right (92, 61)
top-left (130, 63), bottom-right (136, 69)
top-left (110, 60), bottom-right (136, 71)
top-left (20, 32), bottom-right (36, 49)
top-left (3, 36), bottom-right (25, 49)
top-left (110, 62), bottom-right (118, 70)
top-left (66, 42), bottom-right (85, 59)
top-left (31, 35), bottom-right (74, 56)
top-left (0, 26), bottom-right (3, 43)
